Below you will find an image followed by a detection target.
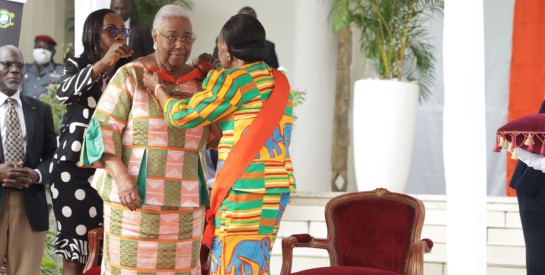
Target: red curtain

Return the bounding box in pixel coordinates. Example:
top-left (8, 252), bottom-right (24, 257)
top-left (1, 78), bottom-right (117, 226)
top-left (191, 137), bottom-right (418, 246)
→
top-left (507, 0), bottom-right (545, 196)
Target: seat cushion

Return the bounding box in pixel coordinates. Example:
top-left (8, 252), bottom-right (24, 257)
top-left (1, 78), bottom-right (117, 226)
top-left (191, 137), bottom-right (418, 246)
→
top-left (290, 266), bottom-right (402, 275)
top-left (82, 266), bottom-right (101, 275)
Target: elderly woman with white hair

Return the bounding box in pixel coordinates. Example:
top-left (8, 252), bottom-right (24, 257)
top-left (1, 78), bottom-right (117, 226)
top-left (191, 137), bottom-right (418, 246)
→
top-left (81, 5), bottom-right (215, 274)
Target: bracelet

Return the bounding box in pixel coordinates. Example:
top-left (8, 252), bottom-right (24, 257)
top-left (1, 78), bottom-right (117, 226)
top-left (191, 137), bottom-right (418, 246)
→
top-left (154, 84), bottom-right (165, 97)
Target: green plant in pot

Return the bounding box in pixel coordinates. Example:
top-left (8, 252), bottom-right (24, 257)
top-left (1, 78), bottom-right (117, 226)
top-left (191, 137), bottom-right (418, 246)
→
top-left (329, 0), bottom-right (444, 193)
top-left (329, 0), bottom-right (444, 99)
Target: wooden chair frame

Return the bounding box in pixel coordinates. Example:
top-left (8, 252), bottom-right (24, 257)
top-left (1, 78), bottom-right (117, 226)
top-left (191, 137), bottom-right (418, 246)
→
top-left (82, 226), bottom-right (104, 273)
top-left (280, 188), bottom-right (433, 275)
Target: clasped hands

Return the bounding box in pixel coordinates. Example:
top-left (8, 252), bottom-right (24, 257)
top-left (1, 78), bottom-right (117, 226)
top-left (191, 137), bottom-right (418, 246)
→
top-left (0, 161), bottom-right (39, 190)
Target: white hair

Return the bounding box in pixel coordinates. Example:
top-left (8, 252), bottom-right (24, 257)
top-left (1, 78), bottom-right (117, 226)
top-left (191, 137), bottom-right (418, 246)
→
top-left (0, 45), bottom-right (23, 61)
top-left (152, 4), bottom-right (191, 30)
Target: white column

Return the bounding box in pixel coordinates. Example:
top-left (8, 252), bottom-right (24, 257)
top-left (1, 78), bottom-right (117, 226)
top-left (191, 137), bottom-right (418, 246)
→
top-left (73, 0), bottom-right (110, 55)
top-left (443, 0), bottom-right (487, 273)
top-left (291, 1), bottom-right (337, 192)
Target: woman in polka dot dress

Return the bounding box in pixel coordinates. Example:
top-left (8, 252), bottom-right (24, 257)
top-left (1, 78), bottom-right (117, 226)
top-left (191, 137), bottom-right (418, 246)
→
top-left (50, 9), bottom-right (133, 275)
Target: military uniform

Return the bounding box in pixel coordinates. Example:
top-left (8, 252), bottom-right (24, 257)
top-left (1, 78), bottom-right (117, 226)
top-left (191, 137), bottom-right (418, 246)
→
top-left (22, 62), bottom-right (64, 98)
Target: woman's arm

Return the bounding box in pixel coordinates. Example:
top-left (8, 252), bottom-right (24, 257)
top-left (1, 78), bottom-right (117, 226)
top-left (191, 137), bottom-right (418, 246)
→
top-left (99, 153), bottom-right (140, 211)
top-left (145, 69), bottom-right (251, 129)
top-left (56, 44), bottom-right (132, 104)
top-left (56, 57), bottom-right (97, 104)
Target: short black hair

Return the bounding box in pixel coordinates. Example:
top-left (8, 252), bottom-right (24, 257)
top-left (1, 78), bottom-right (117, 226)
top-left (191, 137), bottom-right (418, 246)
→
top-left (220, 14), bottom-right (268, 63)
top-left (82, 9), bottom-right (115, 63)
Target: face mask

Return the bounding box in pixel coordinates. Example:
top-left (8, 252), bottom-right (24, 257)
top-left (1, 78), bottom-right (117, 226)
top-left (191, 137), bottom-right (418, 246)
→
top-left (32, 48), bottom-right (53, 65)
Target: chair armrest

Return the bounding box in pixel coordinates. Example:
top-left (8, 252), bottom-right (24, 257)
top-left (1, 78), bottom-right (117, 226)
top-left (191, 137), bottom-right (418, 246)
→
top-left (280, 234), bottom-right (332, 275)
top-left (421, 238), bottom-right (433, 253)
top-left (406, 238), bottom-right (433, 275)
top-left (83, 226), bottom-right (104, 273)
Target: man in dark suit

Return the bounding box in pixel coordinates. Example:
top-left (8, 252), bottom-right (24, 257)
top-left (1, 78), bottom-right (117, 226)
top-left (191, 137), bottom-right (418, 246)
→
top-left (510, 99), bottom-right (545, 275)
top-left (0, 45), bottom-right (57, 275)
top-left (213, 6), bottom-right (280, 69)
top-left (111, 0), bottom-right (154, 60)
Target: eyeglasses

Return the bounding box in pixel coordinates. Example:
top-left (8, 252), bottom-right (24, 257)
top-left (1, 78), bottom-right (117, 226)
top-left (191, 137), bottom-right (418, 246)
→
top-left (0, 61), bottom-right (24, 70)
top-left (102, 26), bottom-right (131, 38)
top-left (156, 30), bottom-right (197, 45)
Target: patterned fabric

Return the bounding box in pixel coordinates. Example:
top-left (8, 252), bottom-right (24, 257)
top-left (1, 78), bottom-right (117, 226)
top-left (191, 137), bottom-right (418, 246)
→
top-left (210, 191), bottom-right (290, 275)
top-left (84, 61), bottom-right (209, 274)
top-left (86, 61), bottom-right (209, 208)
top-left (50, 161), bottom-right (102, 264)
top-left (5, 98), bottom-right (24, 163)
top-left (103, 202), bottom-right (204, 274)
top-left (55, 55), bottom-right (110, 164)
top-left (163, 62), bottom-right (294, 274)
top-left (164, 62), bottom-right (296, 195)
top-left (51, 54), bottom-right (105, 262)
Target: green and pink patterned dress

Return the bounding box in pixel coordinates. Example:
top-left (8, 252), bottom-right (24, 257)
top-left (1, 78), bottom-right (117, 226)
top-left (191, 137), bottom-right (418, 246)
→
top-left (83, 60), bottom-right (209, 274)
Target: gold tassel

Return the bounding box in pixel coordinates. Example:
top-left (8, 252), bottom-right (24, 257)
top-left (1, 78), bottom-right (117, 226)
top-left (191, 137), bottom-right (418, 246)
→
top-left (511, 148), bottom-right (518, 160)
top-left (500, 136), bottom-right (508, 149)
top-left (524, 134), bottom-right (533, 146)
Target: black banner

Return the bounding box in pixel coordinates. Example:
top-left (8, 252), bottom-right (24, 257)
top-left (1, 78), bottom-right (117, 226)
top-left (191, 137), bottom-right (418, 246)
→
top-left (0, 0), bottom-right (24, 47)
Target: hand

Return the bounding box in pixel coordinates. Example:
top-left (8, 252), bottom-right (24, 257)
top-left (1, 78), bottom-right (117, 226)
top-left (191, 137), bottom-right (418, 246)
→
top-left (115, 174), bottom-right (141, 211)
top-left (0, 162), bottom-right (18, 183)
top-left (192, 53), bottom-right (219, 74)
top-left (143, 70), bottom-right (163, 94)
top-left (101, 42), bottom-right (133, 68)
top-left (2, 162), bottom-right (38, 189)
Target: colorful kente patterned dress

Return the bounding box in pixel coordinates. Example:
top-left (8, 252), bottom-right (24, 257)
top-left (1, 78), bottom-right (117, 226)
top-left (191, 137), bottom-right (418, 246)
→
top-left (164, 62), bottom-right (296, 275)
top-left (82, 61), bottom-right (210, 274)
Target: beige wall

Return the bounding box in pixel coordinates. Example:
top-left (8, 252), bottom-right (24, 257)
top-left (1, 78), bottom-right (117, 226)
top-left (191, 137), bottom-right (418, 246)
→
top-left (19, 0), bottom-right (73, 64)
top-left (190, 1), bottom-right (295, 81)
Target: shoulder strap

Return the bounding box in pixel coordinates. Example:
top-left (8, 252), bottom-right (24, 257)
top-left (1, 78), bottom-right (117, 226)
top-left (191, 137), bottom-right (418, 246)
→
top-left (202, 69), bottom-right (291, 248)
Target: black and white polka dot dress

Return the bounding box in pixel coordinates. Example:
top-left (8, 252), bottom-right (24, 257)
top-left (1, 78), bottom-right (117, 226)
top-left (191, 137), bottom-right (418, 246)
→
top-left (49, 55), bottom-right (110, 264)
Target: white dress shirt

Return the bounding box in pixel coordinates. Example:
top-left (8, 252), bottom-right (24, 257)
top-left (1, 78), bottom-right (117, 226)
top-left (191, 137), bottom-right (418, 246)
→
top-left (0, 90), bottom-right (27, 152)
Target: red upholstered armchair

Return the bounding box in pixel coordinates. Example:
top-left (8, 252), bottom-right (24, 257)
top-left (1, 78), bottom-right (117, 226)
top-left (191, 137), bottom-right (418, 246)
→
top-left (280, 188), bottom-right (433, 275)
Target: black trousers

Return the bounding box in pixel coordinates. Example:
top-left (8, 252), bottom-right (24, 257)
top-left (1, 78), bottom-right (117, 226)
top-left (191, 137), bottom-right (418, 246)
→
top-left (517, 191), bottom-right (545, 275)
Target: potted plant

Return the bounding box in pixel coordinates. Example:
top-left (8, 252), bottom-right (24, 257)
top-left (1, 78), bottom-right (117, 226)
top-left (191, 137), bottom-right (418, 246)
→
top-left (329, 0), bottom-right (444, 192)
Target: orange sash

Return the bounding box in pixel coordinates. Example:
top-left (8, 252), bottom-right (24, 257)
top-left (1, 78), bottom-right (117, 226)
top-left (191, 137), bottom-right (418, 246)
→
top-left (202, 69), bottom-right (291, 248)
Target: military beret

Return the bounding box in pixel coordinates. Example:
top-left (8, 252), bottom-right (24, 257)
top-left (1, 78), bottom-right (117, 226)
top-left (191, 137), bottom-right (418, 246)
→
top-left (34, 35), bottom-right (57, 46)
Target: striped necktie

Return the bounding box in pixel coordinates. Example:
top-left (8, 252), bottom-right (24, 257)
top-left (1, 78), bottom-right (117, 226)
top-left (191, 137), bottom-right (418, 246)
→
top-left (4, 98), bottom-right (24, 163)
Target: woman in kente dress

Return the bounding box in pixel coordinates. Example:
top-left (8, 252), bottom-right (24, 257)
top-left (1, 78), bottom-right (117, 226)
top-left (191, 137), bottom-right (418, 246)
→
top-left (81, 5), bottom-right (213, 274)
top-left (148, 14), bottom-right (296, 275)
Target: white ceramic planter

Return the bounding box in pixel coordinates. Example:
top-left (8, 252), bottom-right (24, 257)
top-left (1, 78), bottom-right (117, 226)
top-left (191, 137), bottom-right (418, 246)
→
top-left (353, 79), bottom-right (419, 193)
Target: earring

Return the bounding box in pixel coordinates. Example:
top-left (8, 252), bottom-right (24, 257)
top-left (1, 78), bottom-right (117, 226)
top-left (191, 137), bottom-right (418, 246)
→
top-left (226, 53), bottom-right (231, 61)
top-left (153, 42), bottom-right (157, 50)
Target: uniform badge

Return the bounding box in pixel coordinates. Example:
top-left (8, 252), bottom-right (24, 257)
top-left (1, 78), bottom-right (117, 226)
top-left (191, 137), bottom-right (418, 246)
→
top-left (0, 9), bottom-right (15, 29)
